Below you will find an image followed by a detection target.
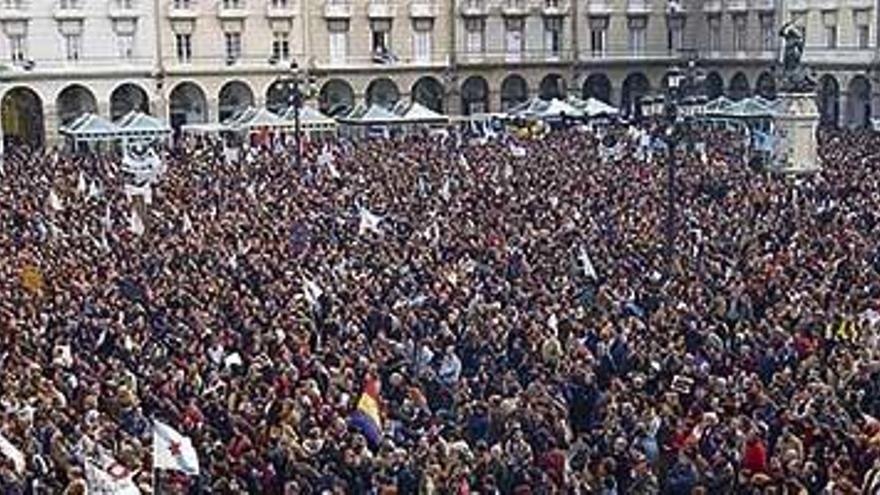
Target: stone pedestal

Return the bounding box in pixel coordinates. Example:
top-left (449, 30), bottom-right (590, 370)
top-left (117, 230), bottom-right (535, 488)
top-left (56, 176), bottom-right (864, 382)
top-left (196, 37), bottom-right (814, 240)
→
top-left (772, 92), bottom-right (820, 173)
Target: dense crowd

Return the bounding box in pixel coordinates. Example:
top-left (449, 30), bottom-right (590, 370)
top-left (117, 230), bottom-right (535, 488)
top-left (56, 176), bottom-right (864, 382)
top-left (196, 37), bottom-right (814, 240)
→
top-left (0, 122), bottom-right (879, 494)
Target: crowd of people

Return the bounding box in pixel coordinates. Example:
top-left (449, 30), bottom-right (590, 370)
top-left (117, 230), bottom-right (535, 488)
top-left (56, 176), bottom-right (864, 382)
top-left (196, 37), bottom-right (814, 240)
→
top-left (0, 120), bottom-right (879, 494)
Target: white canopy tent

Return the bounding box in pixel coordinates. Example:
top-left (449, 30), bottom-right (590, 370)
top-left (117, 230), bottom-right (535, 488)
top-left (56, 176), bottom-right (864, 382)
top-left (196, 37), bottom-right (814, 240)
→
top-left (281, 105), bottom-right (338, 136)
top-left (397, 102), bottom-right (449, 125)
top-left (566, 96), bottom-right (619, 117)
top-left (509, 98), bottom-right (585, 119)
top-left (59, 113), bottom-right (120, 144)
top-left (115, 111), bottom-right (172, 143)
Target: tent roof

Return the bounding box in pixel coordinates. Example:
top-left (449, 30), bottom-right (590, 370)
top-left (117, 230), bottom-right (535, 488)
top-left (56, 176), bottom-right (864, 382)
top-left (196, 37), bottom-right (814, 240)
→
top-left (281, 105), bottom-right (337, 124)
top-left (115, 111), bottom-right (171, 133)
top-left (399, 102), bottom-right (448, 122)
top-left (226, 107), bottom-right (289, 128)
top-left (566, 96), bottom-right (618, 116)
top-left (705, 96), bottom-right (734, 112)
top-left (61, 113), bottom-right (119, 136)
top-left (711, 96), bottom-right (776, 117)
top-left (339, 104), bottom-right (404, 123)
top-left (509, 97), bottom-right (583, 118)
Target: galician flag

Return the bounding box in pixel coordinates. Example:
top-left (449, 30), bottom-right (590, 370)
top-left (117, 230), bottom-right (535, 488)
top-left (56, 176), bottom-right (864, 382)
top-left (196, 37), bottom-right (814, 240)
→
top-left (152, 420), bottom-right (199, 476)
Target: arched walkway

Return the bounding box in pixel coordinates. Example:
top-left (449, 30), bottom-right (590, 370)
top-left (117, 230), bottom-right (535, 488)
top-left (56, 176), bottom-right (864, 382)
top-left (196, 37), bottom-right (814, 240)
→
top-left (2, 87), bottom-right (44, 147)
top-left (705, 72), bottom-right (724, 100)
top-left (168, 82), bottom-right (208, 130)
top-left (818, 75), bottom-right (840, 127)
top-left (319, 79), bottom-right (355, 116)
top-left (265, 80), bottom-right (290, 114)
top-left (218, 81), bottom-right (255, 122)
top-left (538, 74), bottom-right (566, 100)
top-left (411, 76), bottom-right (445, 113)
top-left (581, 73), bottom-right (611, 103)
top-left (728, 72), bottom-right (750, 100)
top-left (846, 75), bottom-right (872, 128)
top-left (461, 76), bottom-right (489, 115)
top-left (366, 78), bottom-right (400, 110)
top-left (110, 83), bottom-right (150, 121)
top-left (500, 74), bottom-right (529, 111)
top-left (56, 84), bottom-right (98, 126)
top-left (755, 71), bottom-right (776, 100)
top-left (620, 72), bottom-right (650, 116)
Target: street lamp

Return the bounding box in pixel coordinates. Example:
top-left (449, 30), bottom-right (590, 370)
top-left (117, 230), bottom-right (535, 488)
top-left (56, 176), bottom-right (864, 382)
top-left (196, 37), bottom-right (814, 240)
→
top-left (642, 61), bottom-right (705, 278)
top-left (273, 60), bottom-right (317, 168)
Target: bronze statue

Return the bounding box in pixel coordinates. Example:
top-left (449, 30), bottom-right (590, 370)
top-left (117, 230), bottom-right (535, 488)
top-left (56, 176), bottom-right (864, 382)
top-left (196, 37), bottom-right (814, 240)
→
top-left (778, 21), bottom-right (815, 92)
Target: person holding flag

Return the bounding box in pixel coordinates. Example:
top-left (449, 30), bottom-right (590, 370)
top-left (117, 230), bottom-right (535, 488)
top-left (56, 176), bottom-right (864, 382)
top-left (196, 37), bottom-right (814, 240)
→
top-left (348, 376), bottom-right (383, 450)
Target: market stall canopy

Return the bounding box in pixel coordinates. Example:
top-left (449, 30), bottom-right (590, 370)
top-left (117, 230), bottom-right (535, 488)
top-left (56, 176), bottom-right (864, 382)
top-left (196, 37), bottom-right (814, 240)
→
top-left (709, 96), bottom-right (777, 118)
top-left (396, 102), bottom-right (449, 124)
top-left (704, 96), bottom-right (734, 113)
top-left (566, 96), bottom-right (619, 117)
top-left (338, 104), bottom-right (406, 125)
top-left (225, 106), bottom-right (292, 129)
top-left (281, 105), bottom-right (336, 125)
top-left (114, 111), bottom-right (171, 140)
top-left (59, 113), bottom-right (120, 142)
top-left (509, 97), bottom-right (584, 119)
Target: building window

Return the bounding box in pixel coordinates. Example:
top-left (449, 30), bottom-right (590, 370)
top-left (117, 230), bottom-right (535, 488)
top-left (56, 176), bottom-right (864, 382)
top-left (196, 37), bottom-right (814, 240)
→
top-left (589, 16), bottom-right (607, 57)
top-left (464, 18), bottom-right (484, 61)
top-left (222, 0), bottom-right (242, 8)
top-left (707, 14), bottom-right (721, 52)
top-left (225, 32), bottom-right (242, 62)
top-left (173, 0), bottom-right (190, 8)
top-left (271, 0), bottom-right (287, 6)
top-left (412, 18), bottom-right (433, 63)
top-left (272, 31), bottom-right (290, 61)
top-left (544, 0), bottom-right (558, 7)
top-left (8, 34), bottom-right (25, 62)
top-left (820, 10), bottom-right (837, 49)
top-left (855, 9), bottom-right (870, 48)
top-left (64, 33), bottom-right (82, 60)
top-left (628, 16), bottom-right (647, 55)
top-left (732, 13), bottom-right (747, 52)
top-left (370, 19), bottom-right (392, 60)
top-left (117, 33), bottom-right (134, 58)
top-left (505, 17), bottom-right (524, 62)
top-left (115, 0), bottom-right (134, 8)
top-left (327, 19), bottom-right (348, 65)
top-left (175, 33), bottom-right (192, 62)
top-left (759, 13), bottom-right (774, 51)
top-left (544, 16), bottom-right (562, 59)
top-left (59, 0), bottom-right (80, 8)
top-left (667, 15), bottom-right (684, 53)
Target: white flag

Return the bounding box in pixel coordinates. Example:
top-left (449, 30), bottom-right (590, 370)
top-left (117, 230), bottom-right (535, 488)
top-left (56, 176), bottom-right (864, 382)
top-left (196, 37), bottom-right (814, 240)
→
top-left (509, 144), bottom-right (526, 158)
top-left (128, 209), bottom-right (145, 236)
top-left (0, 431), bottom-right (25, 474)
top-left (124, 183), bottom-right (153, 206)
top-left (182, 213), bottom-right (193, 234)
top-left (358, 206), bottom-right (383, 236)
top-left (302, 277), bottom-right (323, 308)
top-left (152, 421), bottom-right (199, 476)
top-left (85, 458), bottom-right (140, 495)
top-left (578, 245), bottom-right (598, 280)
top-left (48, 189), bottom-right (63, 211)
top-left (88, 179), bottom-right (102, 200)
top-left (76, 171), bottom-right (87, 195)
top-left (439, 177), bottom-right (452, 202)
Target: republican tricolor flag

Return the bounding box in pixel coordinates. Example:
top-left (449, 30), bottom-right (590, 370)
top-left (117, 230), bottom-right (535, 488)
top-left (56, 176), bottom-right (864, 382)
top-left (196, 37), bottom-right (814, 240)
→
top-left (349, 377), bottom-right (383, 449)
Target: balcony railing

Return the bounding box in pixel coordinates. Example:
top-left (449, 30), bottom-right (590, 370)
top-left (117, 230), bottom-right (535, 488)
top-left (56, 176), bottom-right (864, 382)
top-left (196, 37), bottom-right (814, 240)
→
top-left (367, 0), bottom-right (395, 17)
top-left (457, 49), bottom-right (574, 65)
top-left (217, 0), bottom-right (247, 17)
top-left (502, 0), bottom-right (529, 16)
top-left (410, 0), bottom-right (436, 17)
top-left (108, 0), bottom-right (139, 17)
top-left (626, 0), bottom-right (651, 14)
top-left (266, 0), bottom-right (296, 17)
top-left (0, 0), bottom-right (29, 19)
top-left (312, 53), bottom-right (451, 69)
top-left (585, 0), bottom-right (609, 14)
top-left (323, 0), bottom-right (351, 17)
top-left (725, 0), bottom-right (747, 10)
top-left (750, 0), bottom-right (773, 10)
top-left (54, 0), bottom-right (86, 18)
top-left (460, 0), bottom-right (488, 16)
top-left (168, 0), bottom-right (198, 17)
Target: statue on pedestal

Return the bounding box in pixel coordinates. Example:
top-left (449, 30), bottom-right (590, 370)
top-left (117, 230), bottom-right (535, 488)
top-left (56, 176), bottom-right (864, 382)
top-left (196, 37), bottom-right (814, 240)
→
top-left (778, 21), bottom-right (816, 93)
